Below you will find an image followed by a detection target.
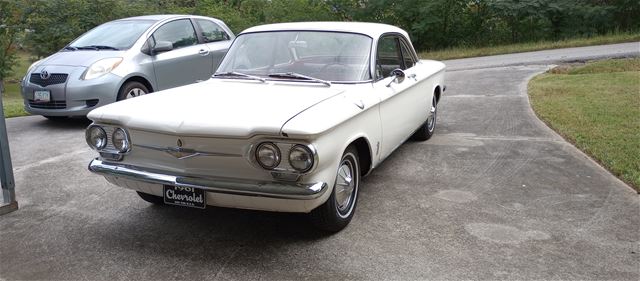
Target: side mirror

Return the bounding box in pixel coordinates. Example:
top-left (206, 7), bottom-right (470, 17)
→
top-left (152, 41), bottom-right (173, 54)
top-left (386, 68), bottom-right (406, 87)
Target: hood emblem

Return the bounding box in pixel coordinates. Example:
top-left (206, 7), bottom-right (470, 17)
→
top-left (165, 147), bottom-right (198, 160)
top-left (40, 70), bottom-right (51, 80)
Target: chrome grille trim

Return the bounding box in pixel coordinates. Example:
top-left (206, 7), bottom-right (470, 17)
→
top-left (29, 73), bottom-right (68, 87)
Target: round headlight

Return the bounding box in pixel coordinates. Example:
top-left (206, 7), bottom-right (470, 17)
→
top-left (288, 145), bottom-right (314, 172)
top-left (112, 128), bottom-right (130, 153)
top-left (86, 126), bottom-right (107, 150)
top-left (256, 142), bottom-right (280, 169)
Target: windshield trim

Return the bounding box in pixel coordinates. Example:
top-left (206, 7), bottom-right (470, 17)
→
top-left (218, 30), bottom-right (374, 83)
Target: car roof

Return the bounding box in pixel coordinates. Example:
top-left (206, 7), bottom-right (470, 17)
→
top-left (114, 14), bottom-right (200, 22)
top-left (241, 21), bottom-right (410, 40)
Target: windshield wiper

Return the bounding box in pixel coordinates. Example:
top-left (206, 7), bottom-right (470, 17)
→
top-left (268, 72), bottom-right (331, 86)
top-left (63, 46), bottom-right (77, 51)
top-left (212, 71), bottom-right (266, 83)
top-left (75, 45), bottom-right (119, 50)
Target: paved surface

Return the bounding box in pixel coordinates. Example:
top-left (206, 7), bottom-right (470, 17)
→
top-left (445, 42), bottom-right (640, 71)
top-left (1, 44), bottom-right (639, 280)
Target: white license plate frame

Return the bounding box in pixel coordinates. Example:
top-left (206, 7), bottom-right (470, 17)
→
top-left (33, 90), bottom-right (51, 103)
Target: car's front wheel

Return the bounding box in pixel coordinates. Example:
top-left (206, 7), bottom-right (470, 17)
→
top-left (311, 146), bottom-right (360, 232)
top-left (412, 95), bottom-right (437, 141)
top-left (117, 81), bottom-right (149, 101)
top-left (136, 191), bottom-right (164, 205)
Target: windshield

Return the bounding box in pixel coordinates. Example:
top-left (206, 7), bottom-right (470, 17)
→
top-left (69, 20), bottom-right (155, 50)
top-left (217, 31), bottom-right (373, 82)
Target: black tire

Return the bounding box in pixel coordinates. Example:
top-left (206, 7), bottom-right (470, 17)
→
top-left (311, 146), bottom-right (360, 232)
top-left (117, 81), bottom-right (149, 101)
top-left (412, 95), bottom-right (437, 141)
top-left (44, 116), bottom-right (68, 121)
top-left (136, 191), bottom-right (164, 205)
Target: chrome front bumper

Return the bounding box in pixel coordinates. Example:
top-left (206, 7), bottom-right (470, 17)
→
top-left (88, 159), bottom-right (328, 200)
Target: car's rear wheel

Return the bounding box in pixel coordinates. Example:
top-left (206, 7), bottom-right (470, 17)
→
top-left (311, 145), bottom-right (360, 232)
top-left (412, 95), bottom-right (437, 141)
top-left (117, 81), bottom-right (149, 101)
top-left (136, 191), bottom-right (164, 205)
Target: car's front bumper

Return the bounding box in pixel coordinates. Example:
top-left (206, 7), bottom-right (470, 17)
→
top-left (88, 159), bottom-right (329, 212)
top-left (21, 67), bottom-right (122, 117)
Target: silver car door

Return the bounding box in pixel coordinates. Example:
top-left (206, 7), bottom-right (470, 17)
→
top-left (150, 19), bottom-right (212, 90)
top-left (374, 35), bottom-right (429, 159)
top-left (194, 18), bottom-right (233, 72)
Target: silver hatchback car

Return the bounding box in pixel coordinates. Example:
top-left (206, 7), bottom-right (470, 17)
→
top-left (21, 15), bottom-right (234, 119)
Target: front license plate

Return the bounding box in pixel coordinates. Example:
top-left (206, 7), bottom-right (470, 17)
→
top-left (33, 90), bottom-right (51, 103)
top-left (163, 185), bottom-right (206, 209)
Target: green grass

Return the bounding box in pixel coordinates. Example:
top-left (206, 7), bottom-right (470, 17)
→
top-left (529, 58), bottom-right (640, 191)
top-left (420, 32), bottom-right (640, 60)
top-left (2, 51), bottom-right (32, 118)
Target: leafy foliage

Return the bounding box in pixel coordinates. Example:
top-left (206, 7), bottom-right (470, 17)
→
top-left (1, 0), bottom-right (639, 64)
top-left (0, 0), bottom-right (27, 84)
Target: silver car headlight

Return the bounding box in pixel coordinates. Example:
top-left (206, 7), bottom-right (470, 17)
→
top-left (288, 145), bottom-right (314, 172)
top-left (82, 57), bottom-right (123, 80)
top-left (86, 125), bottom-right (107, 150)
top-left (256, 142), bottom-right (281, 169)
top-left (112, 128), bottom-right (130, 153)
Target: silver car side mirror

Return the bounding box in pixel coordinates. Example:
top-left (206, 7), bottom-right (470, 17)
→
top-left (152, 41), bottom-right (174, 55)
top-left (386, 68), bottom-right (406, 87)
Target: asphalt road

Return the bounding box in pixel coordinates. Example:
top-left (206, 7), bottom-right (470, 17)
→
top-left (1, 43), bottom-right (639, 280)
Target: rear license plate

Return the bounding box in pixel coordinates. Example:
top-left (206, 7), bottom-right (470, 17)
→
top-left (163, 185), bottom-right (206, 209)
top-left (33, 90), bottom-right (51, 103)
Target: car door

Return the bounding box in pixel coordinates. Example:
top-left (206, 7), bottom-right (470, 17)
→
top-left (194, 18), bottom-right (233, 72)
top-left (150, 19), bottom-right (212, 90)
top-left (374, 35), bottom-right (429, 159)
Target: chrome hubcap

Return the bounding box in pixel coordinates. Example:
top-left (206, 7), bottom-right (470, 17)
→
top-left (335, 161), bottom-right (355, 213)
top-left (427, 98), bottom-right (437, 131)
top-left (126, 88), bottom-right (146, 99)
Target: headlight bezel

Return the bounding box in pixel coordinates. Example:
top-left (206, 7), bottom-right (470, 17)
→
top-left (85, 125), bottom-right (108, 150)
top-left (82, 57), bottom-right (123, 80)
top-left (112, 128), bottom-right (131, 153)
top-left (252, 141), bottom-right (317, 175)
top-left (288, 144), bottom-right (314, 172)
top-left (255, 142), bottom-right (281, 170)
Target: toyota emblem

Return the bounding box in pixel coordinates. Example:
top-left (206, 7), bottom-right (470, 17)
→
top-left (40, 70), bottom-right (51, 80)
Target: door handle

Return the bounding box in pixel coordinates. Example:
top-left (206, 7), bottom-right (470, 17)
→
top-left (408, 73), bottom-right (417, 80)
top-left (198, 49), bottom-right (209, 56)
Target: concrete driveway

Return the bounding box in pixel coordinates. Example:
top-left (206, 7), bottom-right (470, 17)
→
top-left (1, 43), bottom-right (638, 280)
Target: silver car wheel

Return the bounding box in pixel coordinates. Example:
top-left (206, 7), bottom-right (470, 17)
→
top-left (126, 87), bottom-right (147, 99)
top-left (427, 97), bottom-right (437, 132)
top-left (334, 153), bottom-right (358, 218)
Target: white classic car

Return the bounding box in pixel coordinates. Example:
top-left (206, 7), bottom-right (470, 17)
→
top-left (86, 22), bottom-right (445, 232)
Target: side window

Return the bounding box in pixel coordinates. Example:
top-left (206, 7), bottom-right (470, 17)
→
top-left (376, 36), bottom-right (402, 79)
top-left (400, 41), bottom-right (416, 69)
top-left (152, 19), bottom-right (198, 49)
top-left (196, 19), bottom-right (230, 43)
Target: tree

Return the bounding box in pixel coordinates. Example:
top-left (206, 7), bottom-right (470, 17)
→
top-left (0, 0), bottom-right (26, 92)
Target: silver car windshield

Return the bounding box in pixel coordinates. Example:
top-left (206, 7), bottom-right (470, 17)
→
top-left (217, 31), bottom-right (373, 82)
top-left (69, 20), bottom-right (155, 50)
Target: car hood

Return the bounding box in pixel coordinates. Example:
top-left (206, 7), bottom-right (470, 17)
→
top-left (41, 50), bottom-right (125, 67)
top-left (87, 79), bottom-right (345, 138)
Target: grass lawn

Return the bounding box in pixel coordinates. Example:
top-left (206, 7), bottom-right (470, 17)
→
top-left (529, 58), bottom-right (640, 191)
top-left (420, 32), bottom-right (640, 60)
top-left (2, 51), bottom-right (32, 118)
